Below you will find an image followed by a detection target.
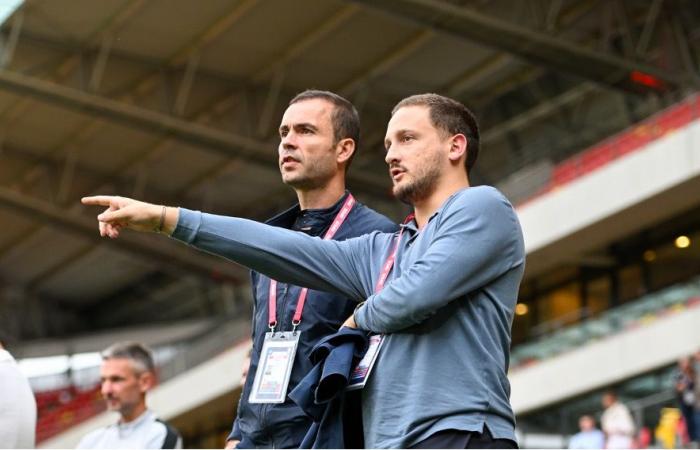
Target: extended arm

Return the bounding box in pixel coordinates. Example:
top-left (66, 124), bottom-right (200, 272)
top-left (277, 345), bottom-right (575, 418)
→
top-left (81, 195), bottom-right (379, 301)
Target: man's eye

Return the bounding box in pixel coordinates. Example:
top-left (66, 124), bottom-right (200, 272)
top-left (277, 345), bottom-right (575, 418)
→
top-left (402, 135), bottom-right (414, 142)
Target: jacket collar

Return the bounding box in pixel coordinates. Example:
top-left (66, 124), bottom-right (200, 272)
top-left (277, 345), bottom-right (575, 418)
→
top-left (266, 191), bottom-right (351, 235)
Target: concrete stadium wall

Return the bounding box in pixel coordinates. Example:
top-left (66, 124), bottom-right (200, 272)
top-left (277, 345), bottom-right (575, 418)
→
top-left (510, 117), bottom-right (700, 412)
top-left (509, 304), bottom-right (700, 414)
top-left (15, 318), bottom-right (217, 359)
top-left (518, 119), bottom-right (700, 279)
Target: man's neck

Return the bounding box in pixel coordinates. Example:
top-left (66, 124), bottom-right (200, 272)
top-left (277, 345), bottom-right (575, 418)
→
top-left (412, 179), bottom-right (470, 229)
top-left (120, 403), bottom-right (147, 424)
top-left (296, 179), bottom-right (346, 210)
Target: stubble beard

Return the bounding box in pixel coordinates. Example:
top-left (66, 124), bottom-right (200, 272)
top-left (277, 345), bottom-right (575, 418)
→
top-left (117, 399), bottom-right (140, 419)
top-left (393, 156), bottom-right (442, 205)
top-left (105, 396), bottom-right (125, 414)
top-left (281, 151), bottom-right (335, 191)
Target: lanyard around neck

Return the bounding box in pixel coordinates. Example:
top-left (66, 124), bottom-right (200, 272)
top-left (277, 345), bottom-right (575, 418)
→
top-left (374, 213), bottom-right (414, 293)
top-left (268, 194), bottom-right (356, 332)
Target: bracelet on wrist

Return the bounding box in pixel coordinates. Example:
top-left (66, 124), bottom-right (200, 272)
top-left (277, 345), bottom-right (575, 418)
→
top-left (156, 205), bottom-right (166, 233)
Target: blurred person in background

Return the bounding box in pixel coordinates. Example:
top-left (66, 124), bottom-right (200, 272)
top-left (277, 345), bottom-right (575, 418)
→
top-left (568, 415), bottom-right (605, 449)
top-left (654, 407), bottom-right (683, 449)
top-left (76, 341), bottom-right (181, 449)
top-left (674, 356), bottom-right (697, 444)
top-left (0, 338), bottom-right (37, 449)
top-left (601, 390), bottom-right (636, 449)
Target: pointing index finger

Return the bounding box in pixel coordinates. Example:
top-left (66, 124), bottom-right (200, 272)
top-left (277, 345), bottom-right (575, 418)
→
top-left (81, 195), bottom-right (115, 206)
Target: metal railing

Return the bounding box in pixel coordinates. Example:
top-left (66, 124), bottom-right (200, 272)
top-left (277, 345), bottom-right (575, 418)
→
top-left (513, 92), bottom-right (700, 208)
top-left (511, 276), bottom-right (700, 369)
top-left (157, 315), bottom-right (250, 382)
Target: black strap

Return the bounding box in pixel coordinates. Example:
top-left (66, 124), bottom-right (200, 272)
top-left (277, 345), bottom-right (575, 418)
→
top-left (156, 419), bottom-right (181, 449)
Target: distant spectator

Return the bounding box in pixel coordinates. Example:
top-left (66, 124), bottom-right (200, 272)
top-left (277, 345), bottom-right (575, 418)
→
top-left (654, 407), bottom-right (682, 449)
top-left (601, 391), bottom-right (636, 449)
top-left (568, 415), bottom-right (605, 449)
top-left (76, 342), bottom-right (182, 449)
top-left (0, 338), bottom-right (37, 448)
top-left (674, 357), bottom-right (697, 443)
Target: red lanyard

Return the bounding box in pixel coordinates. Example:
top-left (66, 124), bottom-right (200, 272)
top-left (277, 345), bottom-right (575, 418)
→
top-left (374, 213), bottom-right (414, 293)
top-left (268, 194), bottom-right (356, 332)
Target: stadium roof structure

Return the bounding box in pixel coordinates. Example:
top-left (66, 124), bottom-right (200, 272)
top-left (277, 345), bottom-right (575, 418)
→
top-left (1, 0), bottom-right (699, 344)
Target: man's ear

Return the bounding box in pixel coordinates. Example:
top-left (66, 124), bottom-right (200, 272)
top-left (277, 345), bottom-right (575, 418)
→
top-left (447, 134), bottom-right (467, 164)
top-left (336, 138), bottom-right (356, 166)
top-left (138, 371), bottom-right (155, 393)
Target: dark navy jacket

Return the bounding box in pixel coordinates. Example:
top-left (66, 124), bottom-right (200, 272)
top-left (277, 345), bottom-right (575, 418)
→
top-left (229, 192), bottom-right (396, 448)
top-left (288, 327), bottom-right (369, 449)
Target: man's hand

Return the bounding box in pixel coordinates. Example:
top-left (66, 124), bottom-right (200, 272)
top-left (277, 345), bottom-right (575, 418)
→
top-left (224, 439), bottom-right (239, 449)
top-left (81, 195), bottom-right (178, 238)
top-left (342, 314), bottom-right (357, 329)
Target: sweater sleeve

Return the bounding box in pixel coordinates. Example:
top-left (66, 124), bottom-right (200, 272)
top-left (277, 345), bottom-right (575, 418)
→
top-left (172, 209), bottom-right (387, 302)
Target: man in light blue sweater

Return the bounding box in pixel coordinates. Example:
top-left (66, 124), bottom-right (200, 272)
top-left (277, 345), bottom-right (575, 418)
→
top-left (83, 93), bottom-right (525, 448)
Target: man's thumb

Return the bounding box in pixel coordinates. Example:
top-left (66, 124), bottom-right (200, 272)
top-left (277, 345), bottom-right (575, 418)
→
top-left (98, 209), bottom-right (126, 223)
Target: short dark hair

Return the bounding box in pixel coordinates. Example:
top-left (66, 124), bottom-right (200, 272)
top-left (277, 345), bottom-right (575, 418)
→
top-left (392, 93), bottom-right (480, 176)
top-left (101, 341), bottom-right (155, 374)
top-left (289, 90), bottom-right (360, 168)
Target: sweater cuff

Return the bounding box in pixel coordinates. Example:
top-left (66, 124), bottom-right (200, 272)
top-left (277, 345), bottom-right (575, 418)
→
top-left (353, 300), bottom-right (371, 330)
top-left (171, 208), bottom-right (202, 244)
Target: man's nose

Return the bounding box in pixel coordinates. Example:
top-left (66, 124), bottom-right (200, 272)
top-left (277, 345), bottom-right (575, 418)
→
top-left (385, 145), bottom-right (398, 165)
top-left (280, 132), bottom-right (297, 150)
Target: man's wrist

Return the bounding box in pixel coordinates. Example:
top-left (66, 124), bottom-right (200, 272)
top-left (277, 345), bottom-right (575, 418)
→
top-left (352, 301), bottom-right (366, 329)
top-left (154, 205), bottom-right (166, 233)
top-left (160, 206), bottom-right (179, 236)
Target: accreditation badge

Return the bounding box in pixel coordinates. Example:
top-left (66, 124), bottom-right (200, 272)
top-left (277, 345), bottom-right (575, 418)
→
top-left (249, 331), bottom-right (300, 403)
top-left (346, 334), bottom-right (384, 390)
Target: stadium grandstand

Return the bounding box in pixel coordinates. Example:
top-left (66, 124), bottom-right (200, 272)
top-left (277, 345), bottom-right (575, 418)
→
top-left (0, 0), bottom-right (699, 448)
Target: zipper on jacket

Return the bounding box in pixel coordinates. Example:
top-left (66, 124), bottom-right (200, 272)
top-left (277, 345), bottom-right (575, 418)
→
top-left (277, 284), bottom-right (290, 331)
